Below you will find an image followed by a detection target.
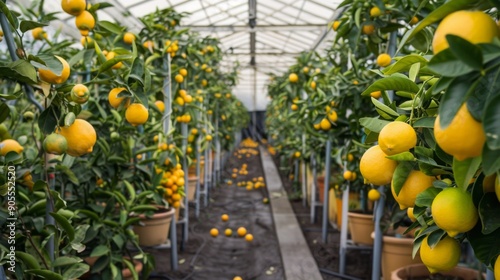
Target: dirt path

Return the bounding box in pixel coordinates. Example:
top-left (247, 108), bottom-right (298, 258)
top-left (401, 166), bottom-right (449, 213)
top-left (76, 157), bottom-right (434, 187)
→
top-left (151, 145), bottom-right (284, 280)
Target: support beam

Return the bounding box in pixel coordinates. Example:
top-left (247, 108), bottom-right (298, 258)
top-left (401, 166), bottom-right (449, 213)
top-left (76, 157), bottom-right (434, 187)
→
top-left (186, 24), bottom-right (327, 32)
top-left (248, 0), bottom-right (257, 66)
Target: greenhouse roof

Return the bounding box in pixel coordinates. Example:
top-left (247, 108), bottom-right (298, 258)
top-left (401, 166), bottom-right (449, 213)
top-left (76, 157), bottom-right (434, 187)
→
top-left (17, 0), bottom-right (343, 110)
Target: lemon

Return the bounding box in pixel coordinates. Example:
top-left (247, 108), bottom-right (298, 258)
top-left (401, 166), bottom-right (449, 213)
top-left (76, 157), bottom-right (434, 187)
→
top-left (43, 133), bottom-right (68, 155)
top-left (221, 214), bottom-right (229, 222)
top-left (370, 91), bottom-right (382, 98)
top-left (320, 118), bottom-right (331, 130)
top-left (332, 21), bottom-right (340, 31)
top-left (360, 145), bottom-right (397, 185)
top-left (75, 10), bottom-right (95, 31)
top-left (225, 228), bottom-right (232, 237)
top-left (434, 104), bottom-right (485, 161)
top-left (370, 6), bottom-right (381, 17)
top-left (362, 25), bottom-right (375, 35)
top-left (38, 56), bottom-right (70, 84)
top-left (420, 235), bottom-right (460, 274)
top-left (56, 119), bottom-right (96, 157)
top-left (483, 173), bottom-right (496, 193)
top-left (0, 139), bottom-right (23, 156)
top-left (237, 227), bottom-right (247, 237)
top-left (378, 121), bottom-right (417, 155)
top-left (407, 207), bottom-right (416, 222)
top-left (343, 170), bottom-right (353, 181)
top-left (431, 187), bottom-right (478, 237)
top-left (123, 32), bottom-right (135, 44)
top-left (368, 189), bottom-right (380, 201)
top-left (311, 81), bottom-right (316, 90)
top-left (70, 83), bottom-right (90, 104)
top-left (62, 0), bottom-right (86, 16)
top-left (376, 53), bottom-right (392, 67)
top-left (495, 255), bottom-right (500, 280)
top-left (291, 104), bottom-right (298, 111)
top-left (432, 10), bottom-right (498, 54)
top-left (210, 228), bottom-right (218, 237)
top-left (294, 151), bottom-right (301, 158)
top-left (289, 73), bottom-right (298, 83)
top-left (392, 170), bottom-right (434, 210)
top-left (327, 110), bottom-right (338, 122)
top-left (154, 100), bottom-right (165, 113)
top-left (233, 277), bottom-right (243, 280)
top-left (125, 103), bottom-right (149, 126)
top-left (496, 175), bottom-right (500, 203)
top-left (245, 234), bottom-right (253, 242)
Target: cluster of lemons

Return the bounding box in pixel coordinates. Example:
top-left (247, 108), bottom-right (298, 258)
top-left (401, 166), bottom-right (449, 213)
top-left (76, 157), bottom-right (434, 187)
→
top-left (61, 0), bottom-right (95, 36)
top-left (157, 164), bottom-right (185, 209)
top-left (313, 103), bottom-right (338, 131)
top-left (210, 214), bottom-right (254, 243)
top-left (231, 164), bottom-right (248, 178)
top-left (236, 177), bottom-right (266, 191)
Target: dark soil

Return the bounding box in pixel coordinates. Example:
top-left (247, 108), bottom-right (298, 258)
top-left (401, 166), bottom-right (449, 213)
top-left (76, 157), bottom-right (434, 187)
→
top-left (148, 144), bottom-right (372, 280)
top-left (149, 146), bottom-right (284, 280)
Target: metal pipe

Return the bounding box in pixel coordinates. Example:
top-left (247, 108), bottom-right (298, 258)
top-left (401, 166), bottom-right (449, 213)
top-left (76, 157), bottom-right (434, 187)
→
top-left (301, 133), bottom-right (307, 207)
top-left (162, 54), bottom-right (172, 135)
top-left (321, 140), bottom-right (332, 243)
top-left (195, 112), bottom-right (202, 218)
top-left (181, 123), bottom-right (189, 243)
top-left (310, 153), bottom-right (317, 223)
top-left (486, 269), bottom-right (494, 280)
top-left (371, 185), bottom-right (385, 280)
top-left (339, 181), bottom-right (350, 275)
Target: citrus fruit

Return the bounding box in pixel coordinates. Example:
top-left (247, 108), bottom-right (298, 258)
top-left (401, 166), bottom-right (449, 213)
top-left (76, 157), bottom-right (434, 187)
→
top-left (175, 74), bottom-right (184, 83)
top-left (434, 104), bottom-right (485, 161)
top-left (291, 104), bottom-right (298, 111)
top-left (38, 55), bottom-right (70, 84)
top-left (108, 87), bottom-right (130, 108)
top-left (347, 153), bottom-right (354, 162)
top-left (360, 145), bottom-right (397, 185)
top-left (369, 91), bottom-right (382, 100)
top-left (376, 53), bottom-right (391, 67)
top-left (56, 119), bottom-right (96, 157)
top-left (125, 103), bottom-right (149, 126)
top-left (61, 0), bottom-right (86, 16)
top-left (75, 10), bottom-right (95, 31)
top-left (410, 16), bottom-right (419, 25)
top-left (0, 139), bottom-right (23, 156)
top-left (294, 151), bottom-right (301, 158)
top-left (392, 170), bottom-right (434, 210)
top-left (320, 118), bottom-right (331, 130)
top-left (206, 135), bottom-right (212, 141)
top-left (483, 173), bottom-right (496, 193)
top-left (495, 255), bottom-right (500, 280)
top-left (210, 228), bottom-right (219, 237)
top-left (123, 32), bottom-right (135, 44)
top-left (43, 133), bottom-right (68, 155)
top-left (221, 214), bottom-right (229, 222)
top-left (378, 121), bottom-right (417, 155)
top-left (32, 27), bottom-right (46, 40)
top-left (313, 123), bottom-right (320, 130)
top-left (368, 189), bottom-right (380, 201)
top-left (496, 175), bottom-right (500, 203)
top-left (332, 21), bottom-right (340, 31)
top-left (370, 6), bottom-right (381, 17)
top-left (343, 170), bottom-right (353, 181)
top-left (154, 100), bottom-right (165, 113)
top-left (80, 36), bottom-right (94, 47)
top-left (225, 228), bottom-right (232, 237)
top-left (70, 84), bottom-right (90, 104)
top-left (233, 277), bottom-right (243, 280)
top-left (362, 24), bottom-right (375, 35)
top-left (289, 73), bottom-right (298, 83)
top-left (303, 66), bottom-right (309, 73)
top-left (420, 235), bottom-right (460, 274)
top-left (432, 10), bottom-right (498, 54)
top-left (327, 110), bottom-right (338, 122)
top-left (105, 51), bottom-right (123, 69)
top-left (407, 207), bottom-right (416, 222)
top-left (179, 68), bottom-right (188, 77)
top-left (237, 227), bottom-right (247, 237)
top-left (431, 187), bottom-right (478, 237)
top-left (245, 234), bottom-right (253, 242)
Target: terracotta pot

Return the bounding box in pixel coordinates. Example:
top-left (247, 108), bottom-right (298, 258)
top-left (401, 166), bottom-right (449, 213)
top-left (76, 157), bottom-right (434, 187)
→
top-left (375, 233), bottom-right (422, 280)
top-left (336, 198), bottom-right (343, 229)
top-left (187, 175), bottom-right (198, 201)
top-left (347, 212), bottom-right (374, 245)
top-left (132, 206), bottom-right (175, 246)
top-left (316, 176), bottom-right (325, 203)
top-left (391, 263), bottom-right (485, 280)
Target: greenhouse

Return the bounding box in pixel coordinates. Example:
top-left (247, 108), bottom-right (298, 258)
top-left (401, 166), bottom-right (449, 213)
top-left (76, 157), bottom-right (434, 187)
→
top-left (0, 0), bottom-right (499, 279)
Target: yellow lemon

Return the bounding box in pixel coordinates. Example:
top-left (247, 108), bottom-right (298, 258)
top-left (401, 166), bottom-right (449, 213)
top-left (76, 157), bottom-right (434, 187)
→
top-left (210, 228), bottom-right (218, 237)
top-left (75, 10), bottom-right (95, 31)
top-left (108, 87), bottom-right (130, 108)
top-left (61, 0), bottom-right (86, 16)
top-left (291, 104), bottom-right (298, 111)
top-left (495, 255), bottom-right (500, 280)
top-left (38, 56), bottom-right (70, 84)
top-left (407, 207), bottom-right (416, 222)
top-left (432, 10), bottom-right (498, 54)
top-left (125, 103), bottom-right (149, 126)
top-left (392, 170), bottom-right (434, 210)
top-left (327, 110), bottom-right (338, 122)
top-left (225, 228), bottom-right (232, 237)
top-left (289, 73), bottom-right (298, 83)
top-left (370, 6), bottom-right (381, 17)
top-left (320, 118), bottom-right (331, 131)
top-left (154, 100), bottom-right (165, 113)
top-left (245, 234), bottom-right (253, 242)
top-left (378, 121), bottom-right (417, 155)
top-left (360, 145), bottom-right (397, 185)
top-left (362, 24), bottom-right (375, 35)
top-left (70, 83), bottom-right (90, 104)
top-left (434, 104), bottom-right (485, 161)
top-left (0, 139), bottom-right (23, 156)
top-left (370, 91), bottom-right (382, 99)
top-left (237, 227), bottom-right (247, 237)
top-left (56, 119), bottom-right (96, 157)
top-left (431, 187), bottom-right (478, 237)
top-left (368, 189), bottom-right (380, 201)
top-left (420, 235), bottom-right (460, 274)
top-left (376, 53), bottom-right (392, 67)
top-left (123, 32), bottom-right (135, 44)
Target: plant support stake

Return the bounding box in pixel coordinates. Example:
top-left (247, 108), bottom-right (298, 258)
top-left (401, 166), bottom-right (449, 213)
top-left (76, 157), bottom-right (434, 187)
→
top-left (322, 139), bottom-right (332, 243)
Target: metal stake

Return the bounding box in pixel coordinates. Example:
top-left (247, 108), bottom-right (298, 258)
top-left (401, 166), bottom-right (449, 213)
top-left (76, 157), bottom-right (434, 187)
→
top-left (371, 185), bottom-right (385, 280)
top-left (321, 140), bottom-right (332, 243)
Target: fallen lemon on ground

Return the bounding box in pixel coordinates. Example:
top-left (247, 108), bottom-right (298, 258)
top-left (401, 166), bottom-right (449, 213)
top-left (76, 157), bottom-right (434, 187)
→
top-left (210, 228), bottom-right (218, 237)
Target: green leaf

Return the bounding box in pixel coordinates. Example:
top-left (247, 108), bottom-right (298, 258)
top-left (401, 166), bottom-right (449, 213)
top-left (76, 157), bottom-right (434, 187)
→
top-left (479, 193), bottom-right (500, 234)
top-left (386, 152), bottom-right (415, 161)
top-left (20, 20), bottom-right (47, 33)
top-left (0, 60), bottom-right (38, 84)
top-left (55, 164), bottom-right (79, 185)
top-left (128, 57), bottom-right (144, 85)
top-left (359, 117), bottom-right (391, 133)
top-left (16, 251), bottom-right (41, 269)
top-left (453, 156), bottom-right (482, 191)
top-left (0, 1), bottom-right (19, 29)
top-left (428, 48), bottom-right (474, 77)
top-left (371, 97), bottom-right (400, 118)
top-left (97, 20), bottom-right (124, 34)
top-left (123, 258), bottom-right (138, 280)
top-left (62, 263), bottom-right (89, 279)
top-left (90, 245), bottom-right (109, 257)
top-left (52, 256), bottom-right (82, 267)
top-left (438, 75), bottom-right (478, 129)
top-left (415, 187), bottom-right (442, 207)
top-left (483, 93), bottom-right (500, 150)
top-left (98, 54), bottom-right (132, 74)
top-left (467, 221), bottom-right (500, 267)
top-left (90, 256), bottom-right (109, 273)
top-left (50, 212), bottom-right (75, 241)
top-left (427, 229), bottom-right (447, 248)
top-left (25, 270), bottom-right (63, 280)
top-left (446, 35), bottom-right (483, 70)
top-left (392, 161), bottom-right (415, 196)
top-left (383, 55), bottom-right (429, 75)
top-left (413, 117), bottom-right (436, 128)
top-left (362, 76), bottom-right (420, 96)
top-left (482, 144), bottom-right (500, 176)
